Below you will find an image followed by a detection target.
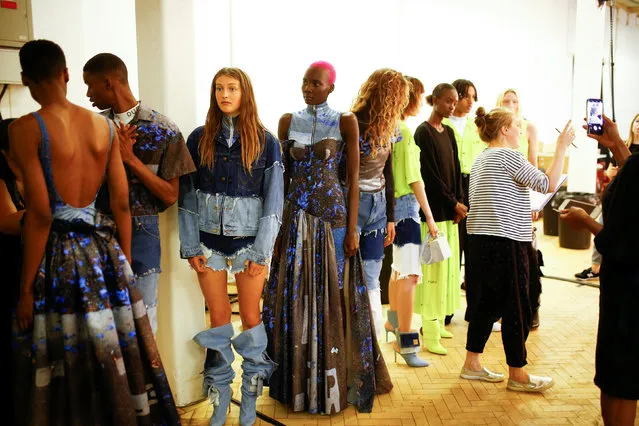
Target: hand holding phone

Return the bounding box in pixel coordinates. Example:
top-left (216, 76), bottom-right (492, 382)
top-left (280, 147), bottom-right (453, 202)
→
top-left (582, 113), bottom-right (623, 151)
top-left (586, 98), bottom-right (604, 135)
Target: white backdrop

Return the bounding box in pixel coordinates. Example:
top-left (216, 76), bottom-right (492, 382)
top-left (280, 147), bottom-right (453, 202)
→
top-left (188, 0), bottom-right (639, 148)
top-left (2, 0), bottom-right (637, 143)
top-left (192, 0), bottom-right (577, 145)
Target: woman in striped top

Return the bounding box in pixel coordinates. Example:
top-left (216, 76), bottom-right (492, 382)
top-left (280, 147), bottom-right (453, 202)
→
top-left (460, 107), bottom-right (574, 392)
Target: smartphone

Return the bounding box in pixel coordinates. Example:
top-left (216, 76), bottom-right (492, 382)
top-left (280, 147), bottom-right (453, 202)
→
top-left (586, 98), bottom-right (604, 135)
top-left (557, 198), bottom-right (602, 219)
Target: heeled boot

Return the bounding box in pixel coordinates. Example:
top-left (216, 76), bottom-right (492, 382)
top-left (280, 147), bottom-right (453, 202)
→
top-left (231, 323), bottom-right (276, 426)
top-left (193, 323), bottom-right (236, 426)
top-left (394, 330), bottom-right (430, 367)
top-left (439, 317), bottom-right (453, 339)
top-left (421, 319), bottom-right (447, 355)
top-left (384, 310), bottom-right (399, 342)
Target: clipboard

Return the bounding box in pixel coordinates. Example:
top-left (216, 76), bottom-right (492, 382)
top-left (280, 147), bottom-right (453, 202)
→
top-left (529, 174), bottom-right (568, 212)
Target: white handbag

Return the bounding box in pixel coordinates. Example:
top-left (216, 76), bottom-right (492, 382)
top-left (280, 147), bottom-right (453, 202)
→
top-left (420, 231), bottom-right (452, 265)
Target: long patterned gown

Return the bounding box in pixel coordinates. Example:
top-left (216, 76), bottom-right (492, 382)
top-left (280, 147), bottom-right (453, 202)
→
top-left (262, 102), bottom-right (392, 415)
top-left (11, 112), bottom-right (180, 426)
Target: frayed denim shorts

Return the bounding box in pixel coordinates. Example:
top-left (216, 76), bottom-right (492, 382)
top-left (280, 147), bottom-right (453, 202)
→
top-left (199, 232), bottom-right (256, 273)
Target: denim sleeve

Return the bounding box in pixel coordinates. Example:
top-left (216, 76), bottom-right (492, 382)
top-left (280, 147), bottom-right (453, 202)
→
top-left (246, 132), bottom-right (284, 265)
top-left (178, 129), bottom-right (204, 258)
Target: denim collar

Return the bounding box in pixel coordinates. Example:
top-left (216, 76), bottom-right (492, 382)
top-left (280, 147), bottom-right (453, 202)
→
top-left (305, 101), bottom-right (330, 115)
top-left (222, 115), bottom-right (238, 129)
top-left (217, 115), bottom-right (239, 147)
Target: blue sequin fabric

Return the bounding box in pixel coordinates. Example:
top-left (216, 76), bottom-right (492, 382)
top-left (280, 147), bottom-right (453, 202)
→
top-left (262, 103), bottom-right (392, 415)
top-left (12, 112), bottom-right (180, 425)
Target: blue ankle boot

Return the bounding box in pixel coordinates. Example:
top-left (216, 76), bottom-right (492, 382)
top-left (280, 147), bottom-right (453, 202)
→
top-left (193, 323), bottom-right (236, 426)
top-left (231, 323), bottom-right (276, 426)
top-left (394, 330), bottom-right (430, 368)
top-left (385, 310), bottom-right (399, 342)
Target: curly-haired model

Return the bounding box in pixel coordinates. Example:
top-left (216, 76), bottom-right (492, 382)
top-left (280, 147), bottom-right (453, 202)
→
top-left (199, 67), bottom-right (265, 172)
top-left (347, 68), bottom-right (408, 340)
top-left (352, 68), bottom-right (409, 156)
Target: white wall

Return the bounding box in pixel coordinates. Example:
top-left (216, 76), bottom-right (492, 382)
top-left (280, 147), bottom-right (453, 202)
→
top-left (0, 0), bottom-right (139, 119)
top-left (602, 7), bottom-right (639, 137)
top-left (190, 0), bottom-right (580, 145)
top-left (187, 0), bottom-right (639, 149)
top-left (4, 0), bottom-right (636, 146)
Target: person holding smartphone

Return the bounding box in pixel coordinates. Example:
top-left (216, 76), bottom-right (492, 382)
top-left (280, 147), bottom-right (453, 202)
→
top-left (561, 114), bottom-right (637, 426)
top-left (574, 112), bottom-right (639, 282)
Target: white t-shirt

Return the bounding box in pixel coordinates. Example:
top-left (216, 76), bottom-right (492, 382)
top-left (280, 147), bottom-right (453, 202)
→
top-left (113, 103), bottom-right (140, 126)
top-left (448, 115), bottom-right (467, 138)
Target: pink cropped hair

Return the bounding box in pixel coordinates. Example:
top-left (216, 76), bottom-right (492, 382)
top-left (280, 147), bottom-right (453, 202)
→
top-left (309, 61), bottom-right (336, 84)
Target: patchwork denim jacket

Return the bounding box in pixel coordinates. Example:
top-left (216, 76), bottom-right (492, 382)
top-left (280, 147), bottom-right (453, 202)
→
top-left (178, 118), bottom-right (284, 265)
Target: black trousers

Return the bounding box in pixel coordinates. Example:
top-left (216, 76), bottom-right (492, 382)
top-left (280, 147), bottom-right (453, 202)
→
top-left (459, 174), bottom-right (470, 270)
top-left (460, 174), bottom-right (472, 321)
top-left (465, 234), bottom-right (533, 368)
top-left (529, 244), bottom-right (542, 315)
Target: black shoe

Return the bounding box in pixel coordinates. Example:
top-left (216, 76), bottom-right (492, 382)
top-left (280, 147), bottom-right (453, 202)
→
top-left (444, 314), bottom-right (453, 326)
top-left (574, 267), bottom-right (600, 281)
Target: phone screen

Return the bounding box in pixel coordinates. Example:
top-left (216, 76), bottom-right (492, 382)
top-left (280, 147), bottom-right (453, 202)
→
top-left (587, 99), bottom-right (603, 135)
top-left (563, 199), bottom-right (596, 214)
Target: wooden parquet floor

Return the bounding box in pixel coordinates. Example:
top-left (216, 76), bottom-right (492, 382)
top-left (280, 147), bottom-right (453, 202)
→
top-left (180, 224), bottom-right (638, 425)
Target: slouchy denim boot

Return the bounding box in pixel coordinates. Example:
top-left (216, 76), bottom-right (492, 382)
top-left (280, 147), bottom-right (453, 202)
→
top-left (231, 323), bottom-right (276, 426)
top-left (193, 323), bottom-right (236, 426)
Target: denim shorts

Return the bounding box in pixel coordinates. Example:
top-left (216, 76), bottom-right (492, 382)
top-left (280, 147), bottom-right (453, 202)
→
top-left (357, 190), bottom-right (387, 262)
top-left (394, 193), bottom-right (420, 223)
top-left (131, 215), bottom-right (162, 276)
top-left (394, 194), bottom-right (421, 247)
top-left (200, 233), bottom-right (255, 274)
top-left (131, 272), bottom-right (160, 334)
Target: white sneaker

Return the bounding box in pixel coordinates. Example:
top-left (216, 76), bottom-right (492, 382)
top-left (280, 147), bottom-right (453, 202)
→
top-left (492, 322), bottom-right (502, 332)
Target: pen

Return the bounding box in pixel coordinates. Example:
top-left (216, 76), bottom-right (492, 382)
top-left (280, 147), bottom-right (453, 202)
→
top-left (556, 128), bottom-right (578, 148)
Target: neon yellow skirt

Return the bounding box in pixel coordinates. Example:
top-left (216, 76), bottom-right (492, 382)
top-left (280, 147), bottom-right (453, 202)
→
top-left (413, 220), bottom-right (461, 319)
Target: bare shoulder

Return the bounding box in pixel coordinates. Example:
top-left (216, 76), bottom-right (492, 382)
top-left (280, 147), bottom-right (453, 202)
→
top-left (278, 113), bottom-right (293, 129)
top-left (339, 111), bottom-right (357, 127)
top-left (527, 120), bottom-right (537, 134)
top-left (8, 113), bottom-right (38, 142)
top-left (73, 105), bottom-right (110, 131)
top-left (10, 112), bottom-right (37, 129)
top-left (278, 113), bottom-right (293, 140)
top-left (70, 105), bottom-right (112, 152)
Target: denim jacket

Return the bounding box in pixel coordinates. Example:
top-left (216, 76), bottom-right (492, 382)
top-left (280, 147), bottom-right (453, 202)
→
top-left (178, 117), bottom-right (284, 265)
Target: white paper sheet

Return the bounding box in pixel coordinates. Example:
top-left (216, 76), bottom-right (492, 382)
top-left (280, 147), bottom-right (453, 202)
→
top-left (530, 174), bottom-right (568, 212)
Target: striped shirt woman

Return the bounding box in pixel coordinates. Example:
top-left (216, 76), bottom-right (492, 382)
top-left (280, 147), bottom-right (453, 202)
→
top-left (461, 106), bottom-right (574, 393)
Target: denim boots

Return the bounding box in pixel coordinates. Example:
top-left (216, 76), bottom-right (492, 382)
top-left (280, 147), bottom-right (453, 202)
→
top-left (195, 322), bottom-right (275, 426)
top-left (231, 323), bottom-right (276, 426)
top-left (193, 323), bottom-right (236, 426)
